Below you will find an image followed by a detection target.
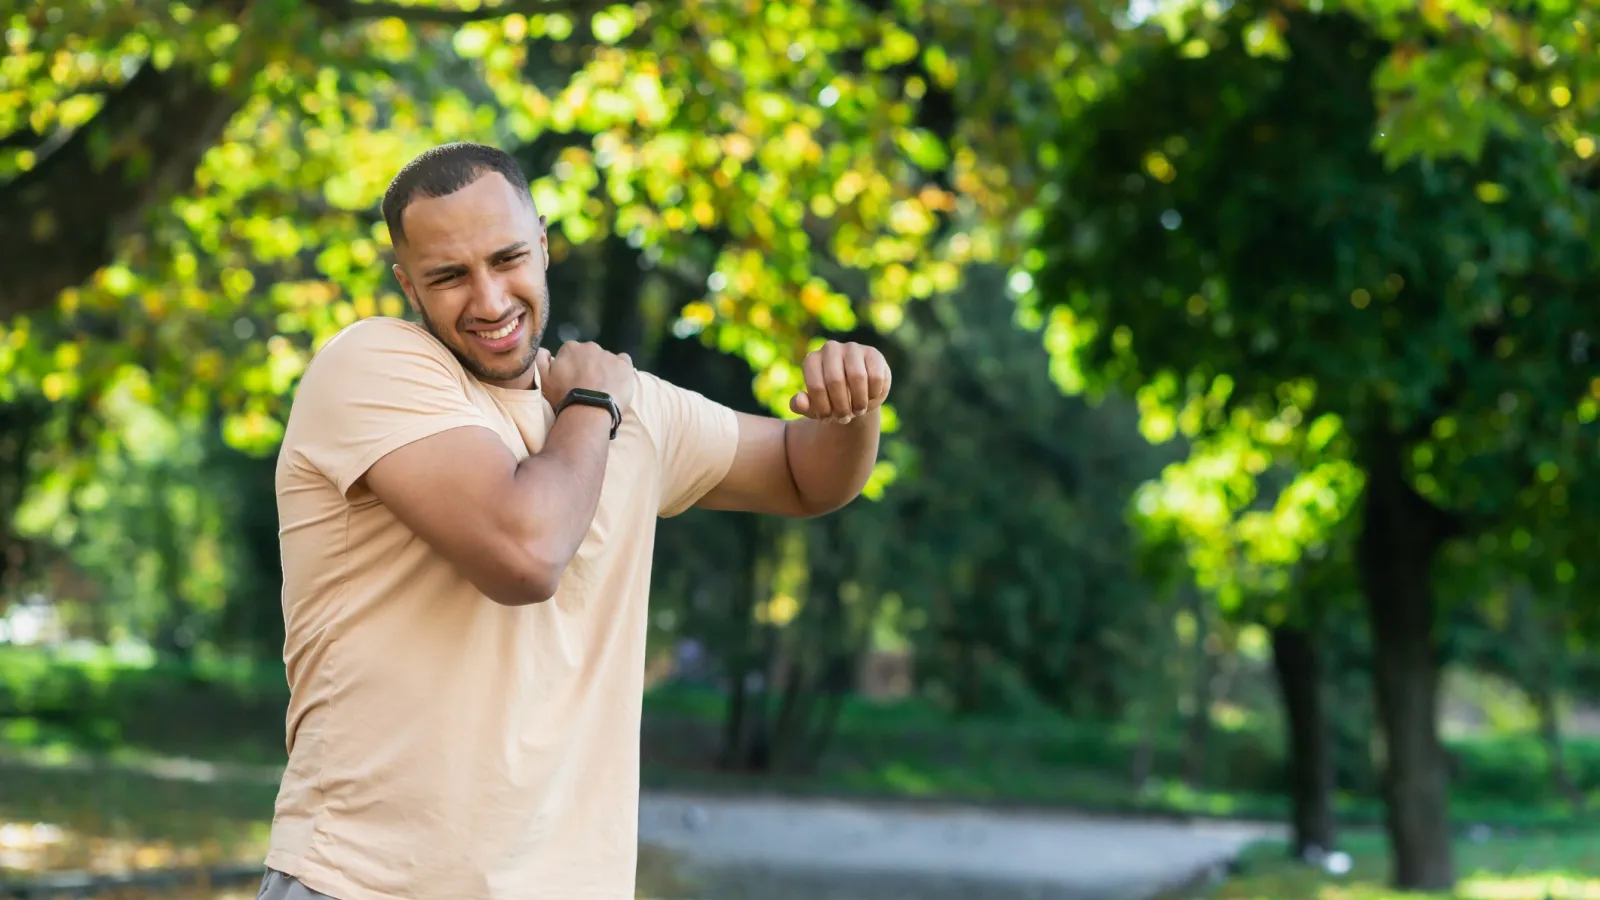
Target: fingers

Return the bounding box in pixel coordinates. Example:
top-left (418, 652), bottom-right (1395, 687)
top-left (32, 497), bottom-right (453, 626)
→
top-left (822, 343), bottom-right (851, 423)
top-left (801, 349), bottom-right (831, 420)
top-left (867, 347), bottom-right (891, 405)
top-left (797, 341), bottom-right (893, 422)
top-left (844, 343), bottom-right (869, 417)
top-left (535, 346), bottom-right (552, 384)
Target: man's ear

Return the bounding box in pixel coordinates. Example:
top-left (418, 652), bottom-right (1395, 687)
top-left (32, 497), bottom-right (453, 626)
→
top-left (392, 263), bottom-right (421, 315)
top-left (539, 215), bottom-right (549, 272)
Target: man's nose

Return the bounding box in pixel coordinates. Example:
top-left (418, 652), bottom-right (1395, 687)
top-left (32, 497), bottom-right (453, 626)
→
top-left (464, 271), bottom-right (513, 321)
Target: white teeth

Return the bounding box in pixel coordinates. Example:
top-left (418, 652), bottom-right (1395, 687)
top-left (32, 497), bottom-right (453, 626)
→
top-left (479, 318), bottom-right (519, 340)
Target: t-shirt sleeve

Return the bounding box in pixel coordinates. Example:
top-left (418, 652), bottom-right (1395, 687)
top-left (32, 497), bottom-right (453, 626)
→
top-left (637, 371), bottom-right (740, 518)
top-left (286, 318), bottom-right (494, 497)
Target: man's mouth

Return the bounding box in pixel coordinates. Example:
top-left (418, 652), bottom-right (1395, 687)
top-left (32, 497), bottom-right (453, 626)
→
top-left (478, 318), bottom-right (520, 340)
top-left (465, 313), bottom-right (526, 352)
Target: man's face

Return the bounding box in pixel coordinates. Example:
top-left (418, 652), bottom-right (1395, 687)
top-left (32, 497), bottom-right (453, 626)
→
top-left (392, 171), bottom-right (549, 390)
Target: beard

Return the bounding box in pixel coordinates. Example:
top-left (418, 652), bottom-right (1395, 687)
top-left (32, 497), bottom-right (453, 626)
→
top-left (417, 295), bottom-right (548, 387)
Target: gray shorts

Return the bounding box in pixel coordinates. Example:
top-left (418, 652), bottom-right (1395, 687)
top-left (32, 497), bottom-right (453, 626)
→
top-left (257, 869), bottom-right (338, 900)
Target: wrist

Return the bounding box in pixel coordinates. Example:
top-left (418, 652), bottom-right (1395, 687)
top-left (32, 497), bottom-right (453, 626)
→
top-left (552, 388), bottom-right (622, 439)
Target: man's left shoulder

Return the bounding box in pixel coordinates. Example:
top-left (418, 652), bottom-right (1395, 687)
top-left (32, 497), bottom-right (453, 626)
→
top-left (627, 369), bottom-right (676, 438)
top-left (628, 370), bottom-right (736, 441)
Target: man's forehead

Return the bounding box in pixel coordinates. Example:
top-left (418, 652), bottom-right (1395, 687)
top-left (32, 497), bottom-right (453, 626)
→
top-left (398, 172), bottom-right (538, 242)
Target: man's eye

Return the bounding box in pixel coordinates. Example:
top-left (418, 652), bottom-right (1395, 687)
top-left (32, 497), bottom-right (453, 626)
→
top-left (498, 253), bottom-right (528, 266)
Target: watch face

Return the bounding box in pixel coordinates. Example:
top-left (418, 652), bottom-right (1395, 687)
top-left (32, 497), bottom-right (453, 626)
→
top-left (569, 388), bottom-right (612, 402)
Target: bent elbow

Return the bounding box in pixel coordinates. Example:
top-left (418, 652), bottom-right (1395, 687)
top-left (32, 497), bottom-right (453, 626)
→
top-left (487, 556), bottom-right (565, 607)
top-left (796, 490), bottom-right (862, 519)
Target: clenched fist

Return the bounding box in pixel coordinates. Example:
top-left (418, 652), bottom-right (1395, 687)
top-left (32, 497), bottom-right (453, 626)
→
top-left (788, 340), bottom-right (892, 425)
top-left (537, 341), bottom-right (636, 416)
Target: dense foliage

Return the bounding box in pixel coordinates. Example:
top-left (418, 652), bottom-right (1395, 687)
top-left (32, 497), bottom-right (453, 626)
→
top-left (7, 0), bottom-right (1600, 894)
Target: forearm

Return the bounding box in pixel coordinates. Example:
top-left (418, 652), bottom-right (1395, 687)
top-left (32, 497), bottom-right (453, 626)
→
top-left (507, 404), bottom-right (614, 583)
top-left (784, 408), bottom-right (881, 516)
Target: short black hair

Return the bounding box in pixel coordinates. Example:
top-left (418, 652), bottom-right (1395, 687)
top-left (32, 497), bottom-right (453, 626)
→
top-left (381, 142), bottom-right (532, 246)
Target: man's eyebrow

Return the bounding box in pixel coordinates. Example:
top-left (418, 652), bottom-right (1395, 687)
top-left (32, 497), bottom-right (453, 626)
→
top-left (420, 243), bottom-right (529, 279)
top-left (422, 262), bottom-right (466, 279)
top-left (489, 241), bottom-right (529, 258)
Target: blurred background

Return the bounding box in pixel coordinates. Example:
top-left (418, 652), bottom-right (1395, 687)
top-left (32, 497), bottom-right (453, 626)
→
top-left (4, 0), bottom-right (1600, 898)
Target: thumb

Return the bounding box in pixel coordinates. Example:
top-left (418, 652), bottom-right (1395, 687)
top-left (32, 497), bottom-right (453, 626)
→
top-left (789, 391), bottom-right (811, 417)
top-left (535, 347), bottom-right (552, 384)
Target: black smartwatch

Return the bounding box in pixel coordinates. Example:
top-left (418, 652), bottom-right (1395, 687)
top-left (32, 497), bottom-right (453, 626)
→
top-left (553, 388), bottom-right (622, 440)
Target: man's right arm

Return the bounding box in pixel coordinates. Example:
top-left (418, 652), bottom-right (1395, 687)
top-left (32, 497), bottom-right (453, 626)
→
top-left (289, 322), bottom-right (631, 607)
top-left (363, 403), bottom-right (615, 605)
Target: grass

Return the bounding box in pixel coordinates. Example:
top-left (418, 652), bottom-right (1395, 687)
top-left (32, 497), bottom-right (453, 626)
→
top-left (5, 645), bottom-right (1600, 898)
top-left (638, 684), bottom-right (1600, 833)
top-left (0, 757), bottom-right (697, 899)
top-left (1208, 831), bottom-right (1600, 899)
top-left (0, 757), bottom-right (276, 876)
top-left (9, 757), bottom-right (1600, 900)
top-left (6, 646), bottom-right (1600, 832)
top-left (5, 645), bottom-right (1600, 833)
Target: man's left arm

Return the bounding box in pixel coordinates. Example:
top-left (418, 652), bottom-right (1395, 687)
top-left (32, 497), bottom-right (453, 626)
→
top-left (697, 340), bottom-right (891, 518)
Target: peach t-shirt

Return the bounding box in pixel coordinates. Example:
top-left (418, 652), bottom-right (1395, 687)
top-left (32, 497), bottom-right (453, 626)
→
top-left (266, 316), bottom-right (738, 900)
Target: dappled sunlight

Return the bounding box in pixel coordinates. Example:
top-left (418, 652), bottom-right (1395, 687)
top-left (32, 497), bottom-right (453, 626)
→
top-left (0, 817), bottom-right (267, 875)
top-left (0, 820), bottom-right (67, 872)
top-left (1146, 778), bottom-right (1245, 817)
top-left (8, 0), bottom-right (1600, 897)
top-left (1219, 833), bottom-right (1600, 900)
top-left (878, 761), bottom-right (938, 796)
top-left (1461, 875), bottom-right (1600, 900)
top-left (0, 758), bottom-right (275, 888)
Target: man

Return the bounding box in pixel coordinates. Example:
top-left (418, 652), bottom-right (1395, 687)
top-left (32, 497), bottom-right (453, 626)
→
top-left (260, 141), bottom-right (890, 900)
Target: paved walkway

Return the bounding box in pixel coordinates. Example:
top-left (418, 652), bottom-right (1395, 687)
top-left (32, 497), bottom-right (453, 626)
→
top-left (0, 753), bottom-right (1281, 900)
top-left (638, 792), bottom-right (1281, 900)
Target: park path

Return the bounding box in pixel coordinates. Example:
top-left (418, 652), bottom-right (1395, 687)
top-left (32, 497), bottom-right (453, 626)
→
top-left (638, 791), bottom-right (1282, 900)
top-left (0, 752), bottom-right (1281, 900)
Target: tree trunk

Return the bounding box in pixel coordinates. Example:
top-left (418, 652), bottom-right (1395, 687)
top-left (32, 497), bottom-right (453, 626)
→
top-left (1183, 587), bottom-right (1215, 786)
top-left (1528, 682), bottom-right (1583, 810)
top-left (797, 652), bottom-right (853, 773)
top-left (718, 516), bottom-right (774, 771)
top-left (0, 58), bottom-right (246, 318)
top-left (1357, 435), bottom-right (1455, 891)
top-left (768, 654), bottom-right (810, 771)
top-left (594, 234), bottom-right (648, 361)
top-left (718, 663), bottom-right (749, 770)
top-left (719, 655), bottom-right (773, 770)
top-left (1270, 624), bottom-right (1337, 858)
top-left (1129, 728), bottom-right (1157, 791)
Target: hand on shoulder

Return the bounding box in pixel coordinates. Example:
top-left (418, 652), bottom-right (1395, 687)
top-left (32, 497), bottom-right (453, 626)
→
top-left (538, 341), bottom-right (637, 417)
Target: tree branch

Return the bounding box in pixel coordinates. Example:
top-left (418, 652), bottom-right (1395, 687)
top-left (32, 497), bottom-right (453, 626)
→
top-left (310, 0), bottom-right (618, 23)
top-left (0, 127), bottom-right (46, 152)
top-left (0, 84), bottom-right (116, 151)
top-left (0, 60), bottom-right (245, 319)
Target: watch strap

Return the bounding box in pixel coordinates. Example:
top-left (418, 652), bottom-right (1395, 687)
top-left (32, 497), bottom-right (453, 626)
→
top-left (553, 389), bottom-right (622, 440)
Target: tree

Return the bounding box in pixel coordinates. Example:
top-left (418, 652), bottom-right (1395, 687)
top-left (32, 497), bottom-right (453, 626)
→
top-left (2, 0), bottom-right (1084, 676)
top-left (1131, 420), bottom-right (1362, 855)
top-left (2, 0), bottom-right (1103, 429)
top-left (646, 266), bottom-right (1168, 772)
top-left (874, 268), bottom-right (1170, 721)
top-left (1035, 6), bottom-right (1600, 890)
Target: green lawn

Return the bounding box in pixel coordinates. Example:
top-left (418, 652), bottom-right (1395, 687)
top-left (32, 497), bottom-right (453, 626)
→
top-left (0, 757), bottom-right (275, 876)
top-left (8, 756), bottom-right (1599, 900)
top-left (1208, 831), bottom-right (1600, 899)
top-left (0, 758), bottom-right (698, 898)
top-left (638, 684), bottom-right (1600, 833)
top-left (5, 645), bottom-right (1600, 835)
